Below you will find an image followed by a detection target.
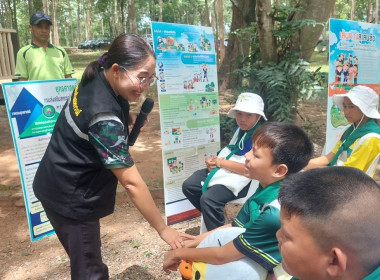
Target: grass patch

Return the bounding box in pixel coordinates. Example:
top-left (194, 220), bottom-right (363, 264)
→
top-left (68, 50), bottom-right (104, 81)
top-left (310, 51), bottom-right (329, 73)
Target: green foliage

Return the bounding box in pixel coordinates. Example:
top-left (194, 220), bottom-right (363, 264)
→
top-left (234, 4), bottom-right (327, 122)
top-left (142, 250), bottom-right (152, 257)
top-left (130, 240), bottom-right (141, 248)
top-left (238, 59), bottom-right (326, 122)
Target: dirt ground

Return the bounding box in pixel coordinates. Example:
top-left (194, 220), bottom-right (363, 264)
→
top-left (0, 90), bottom-right (376, 280)
top-left (0, 94), bottom-right (196, 280)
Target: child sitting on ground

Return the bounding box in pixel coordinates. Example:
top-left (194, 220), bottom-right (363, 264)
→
top-left (277, 166), bottom-right (380, 280)
top-left (182, 92), bottom-right (266, 231)
top-left (164, 122), bottom-right (314, 280)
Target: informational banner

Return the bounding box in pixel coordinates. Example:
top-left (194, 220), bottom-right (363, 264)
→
top-left (326, 19), bottom-right (380, 152)
top-left (2, 79), bottom-right (77, 241)
top-left (151, 22), bottom-right (220, 224)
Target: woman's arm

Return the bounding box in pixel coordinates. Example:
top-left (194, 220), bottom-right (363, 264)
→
top-left (163, 241), bottom-right (244, 273)
top-left (112, 166), bottom-right (194, 249)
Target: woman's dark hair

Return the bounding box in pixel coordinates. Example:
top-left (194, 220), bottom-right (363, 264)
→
top-left (81, 33), bottom-right (156, 86)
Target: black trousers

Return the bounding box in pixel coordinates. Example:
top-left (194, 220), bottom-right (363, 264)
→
top-left (182, 168), bottom-right (250, 231)
top-left (43, 204), bottom-right (109, 280)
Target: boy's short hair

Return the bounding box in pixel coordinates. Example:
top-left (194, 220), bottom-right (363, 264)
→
top-left (279, 167), bottom-right (380, 271)
top-left (252, 122), bottom-right (313, 174)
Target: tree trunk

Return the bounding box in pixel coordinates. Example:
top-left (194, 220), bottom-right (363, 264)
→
top-left (292, 0), bottom-right (335, 62)
top-left (6, 0), bottom-right (13, 28)
top-left (69, 4), bottom-right (74, 46)
top-left (217, 0), bottom-right (225, 66)
top-left (128, 0), bottom-right (137, 34)
top-left (367, 1), bottom-right (373, 23)
top-left (256, 0), bottom-right (277, 66)
top-left (114, 0), bottom-right (120, 35)
top-left (51, 0), bottom-right (59, 45)
top-left (218, 0), bottom-right (256, 90)
top-left (120, 0), bottom-right (126, 33)
top-left (159, 0), bottom-right (163, 22)
top-left (86, 0), bottom-right (91, 39)
top-left (77, 0), bottom-right (81, 44)
top-left (12, 0), bottom-right (20, 50)
top-left (350, 0), bottom-right (355, 20)
top-left (203, 0), bottom-right (211, 26)
top-left (42, 0), bottom-right (48, 13)
top-left (28, 0), bottom-right (34, 17)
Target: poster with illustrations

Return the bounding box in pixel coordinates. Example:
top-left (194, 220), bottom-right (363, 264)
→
top-left (326, 19), bottom-right (380, 152)
top-left (151, 22), bottom-right (220, 224)
top-left (2, 79), bottom-right (77, 241)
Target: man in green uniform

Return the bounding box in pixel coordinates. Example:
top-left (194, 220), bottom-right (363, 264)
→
top-left (15, 13), bottom-right (74, 81)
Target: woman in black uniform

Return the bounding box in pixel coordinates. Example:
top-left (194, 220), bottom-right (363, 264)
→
top-left (33, 33), bottom-right (193, 279)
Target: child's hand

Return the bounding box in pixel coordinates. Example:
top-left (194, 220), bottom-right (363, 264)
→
top-left (183, 235), bottom-right (202, 248)
top-left (159, 226), bottom-right (196, 249)
top-left (205, 156), bottom-right (217, 171)
top-left (163, 250), bottom-right (181, 273)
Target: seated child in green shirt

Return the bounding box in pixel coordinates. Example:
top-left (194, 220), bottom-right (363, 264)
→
top-left (163, 122), bottom-right (314, 279)
top-left (277, 166), bottom-right (380, 280)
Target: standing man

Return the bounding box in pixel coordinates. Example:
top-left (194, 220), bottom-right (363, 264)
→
top-left (15, 12), bottom-right (74, 81)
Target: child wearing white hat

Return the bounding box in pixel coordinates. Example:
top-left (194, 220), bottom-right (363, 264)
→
top-left (182, 92), bottom-right (266, 231)
top-left (305, 85), bottom-right (380, 177)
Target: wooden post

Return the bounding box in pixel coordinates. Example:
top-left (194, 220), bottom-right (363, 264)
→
top-left (0, 29), bottom-right (17, 79)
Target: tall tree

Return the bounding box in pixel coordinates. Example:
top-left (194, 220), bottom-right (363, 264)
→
top-left (128, 0), bottom-right (137, 33)
top-left (290, 0), bottom-right (335, 62)
top-left (350, 0), bottom-right (355, 19)
top-left (120, 0), bottom-right (126, 33)
top-left (217, 0), bottom-right (225, 66)
top-left (51, 0), bottom-right (59, 45)
top-left (86, 0), bottom-right (91, 39)
top-left (158, 0), bottom-right (163, 22)
top-left (256, 0), bottom-right (276, 66)
top-left (203, 0), bottom-right (211, 26)
top-left (218, 0), bottom-right (256, 90)
top-left (77, 0), bottom-right (82, 44)
top-left (367, 0), bottom-right (373, 22)
top-left (69, 1), bottom-right (75, 46)
top-left (42, 0), bottom-right (48, 13)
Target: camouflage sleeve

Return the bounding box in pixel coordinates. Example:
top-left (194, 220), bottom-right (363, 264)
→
top-left (88, 114), bottom-right (134, 169)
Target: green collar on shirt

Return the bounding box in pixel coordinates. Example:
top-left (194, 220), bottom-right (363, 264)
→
top-left (328, 119), bottom-right (380, 166)
top-left (363, 266), bottom-right (380, 280)
top-left (249, 180), bottom-right (282, 221)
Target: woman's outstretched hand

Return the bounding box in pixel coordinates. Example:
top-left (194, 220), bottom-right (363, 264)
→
top-left (159, 226), bottom-right (196, 249)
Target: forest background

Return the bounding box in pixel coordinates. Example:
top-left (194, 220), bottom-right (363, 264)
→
top-left (1, 0), bottom-right (379, 122)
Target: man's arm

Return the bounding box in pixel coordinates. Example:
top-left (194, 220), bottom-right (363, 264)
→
top-left (163, 240), bottom-right (244, 273)
top-left (65, 74), bottom-right (72, 78)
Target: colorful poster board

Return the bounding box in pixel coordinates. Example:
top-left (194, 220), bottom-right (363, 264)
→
top-left (326, 19), bottom-right (380, 152)
top-left (1, 79), bottom-right (77, 241)
top-left (151, 22), bottom-right (220, 224)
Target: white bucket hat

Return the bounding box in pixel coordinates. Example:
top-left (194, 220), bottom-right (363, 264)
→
top-left (333, 85), bottom-right (380, 119)
top-left (227, 92), bottom-right (267, 120)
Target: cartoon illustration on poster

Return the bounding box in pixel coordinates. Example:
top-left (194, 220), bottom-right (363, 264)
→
top-left (2, 79), bottom-right (77, 241)
top-left (326, 19), bottom-right (380, 152)
top-left (152, 22), bottom-right (220, 224)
